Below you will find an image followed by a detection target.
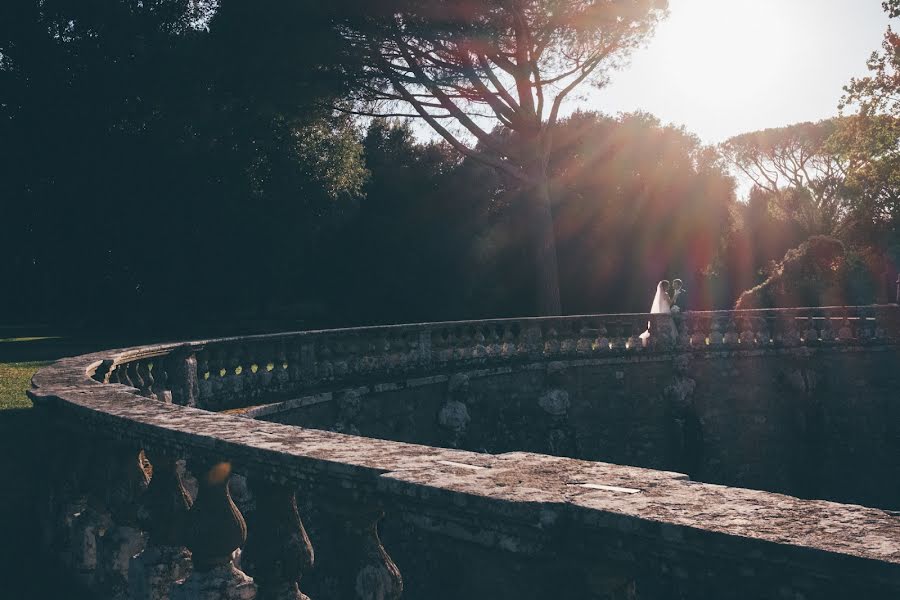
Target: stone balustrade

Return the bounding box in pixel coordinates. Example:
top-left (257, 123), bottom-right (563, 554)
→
top-left (29, 305), bottom-right (900, 599)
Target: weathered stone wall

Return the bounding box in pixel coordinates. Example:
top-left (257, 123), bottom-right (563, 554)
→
top-left (260, 346), bottom-right (900, 510)
top-left (27, 307), bottom-right (900, 600)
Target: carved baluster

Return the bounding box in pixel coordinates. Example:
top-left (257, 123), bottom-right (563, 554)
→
top-left (135, 361), bottom-right (155, 398)
top-left (857, 308), bottom-right (875, 342)
top-left (819, 315), bottom-right (836, 342)
top-left (108, 363), bottom-right (124, 385)
top-left (257, 343), bottom-right (275, 391)
top-left (332, 340), bottom-right (349, 377)
top-left (780, 313), bottom-right (801, 346)
top-left (484, 326), bottom-right (501, 358)
top-left (317, 342), bottom-right (335, 380)
top-left (172, 460), bottom-right (255, 599)
top-left (802, 316), bottom-right (819, 345)
top-left (150, 358), bottom-right (172, 403)
top-left (752, 316), bottom-right (769, 346)
top-left (116, 362), bottom-right (135, 387)
top-left (129, 450), bottom-right (192, 600)
top-left (837, 315), bottom-right (855, 342)
top-left (707, 317), bottom-right (724, 346)
top-left (576, 327), bottom-right (595, 355)
top-left (723, 320), bottom-right (739, 346)
top-left (627, 322), bottom-right (643, 351)
top-left (559, 324), bottom-right (577, 355)
top-left (326, 501), bottom-right (402, 600)
top-left (209, 347), bottom-right (229, 408)
top-left (274, 341), bottom-right (290, 391)
top-left (608, 323), bottom-right (626, 351)
top-left (96, 445), bottom-right (151, 599)
top-left (243, 480), bottom-right (314, 600)
top-left (472, 329), bottom-right (487, 359)
top-left (287, 342), bottom-right (302, 384)
top-left (689, 316), bottom-right (707, 348)
top-left (195, 350), bottom-right (212, 407)
top-left (675, 313), bottom-right (692, 350)
top-left (228, 347), bottom-right (246, 406)
top-left (346, 338), bottom-right (362, 374)
top-left (501, 327), bottom-right (517, 357)
top-left (594, 324), bottom-right (611, 352)
top-left (430, 330), bottom-right (446, 363)
top-left (125, 361), bottom-right (145, 393)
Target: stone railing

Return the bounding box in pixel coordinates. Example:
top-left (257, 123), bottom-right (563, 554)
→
top-left (93, 305), bottom-right (900, 412)
top-left (29, 305), bottom-right (900, 599)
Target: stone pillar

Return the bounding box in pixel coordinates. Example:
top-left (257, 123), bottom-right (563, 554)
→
top-left (129, 450), bottom-right (193, 600)
top-left (172, 460), bottom-right (256, 600)
top-left (242, 479), bottom-right (314, 600)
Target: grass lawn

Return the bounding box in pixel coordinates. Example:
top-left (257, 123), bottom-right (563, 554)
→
top-left (0, 361), bottom-right (49, 410)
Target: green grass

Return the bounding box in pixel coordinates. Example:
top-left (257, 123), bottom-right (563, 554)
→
top-left (0, 362), bottom-right (49, 410)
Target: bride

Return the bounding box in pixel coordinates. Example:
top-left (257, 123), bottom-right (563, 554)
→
top-left (640, 280), bottom-right (676, 347)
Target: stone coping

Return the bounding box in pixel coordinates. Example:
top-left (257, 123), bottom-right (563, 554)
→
top-left (29, 317), bottom-right (900, 580)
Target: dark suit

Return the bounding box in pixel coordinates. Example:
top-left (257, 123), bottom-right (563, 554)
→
top-left (672, 288), bottom-right (687, 311)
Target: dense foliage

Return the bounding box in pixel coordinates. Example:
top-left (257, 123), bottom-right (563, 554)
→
top-left (1, 0), bottom-right (899, 333)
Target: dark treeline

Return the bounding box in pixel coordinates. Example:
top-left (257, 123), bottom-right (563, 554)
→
top-left (2, 0), bottom-right (898, 334)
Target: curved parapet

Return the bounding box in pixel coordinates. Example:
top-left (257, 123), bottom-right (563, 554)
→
top-left (29, 306), bottom-right (900, 599)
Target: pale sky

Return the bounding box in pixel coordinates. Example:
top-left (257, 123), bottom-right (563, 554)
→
top-left (573, 0), bottom-right (893, 144)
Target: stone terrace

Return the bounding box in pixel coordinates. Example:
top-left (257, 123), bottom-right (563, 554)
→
top-left (29, 305), bottom-right (900, 599)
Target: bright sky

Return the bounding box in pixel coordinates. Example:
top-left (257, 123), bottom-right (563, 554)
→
top-left (576, 0), bottom-right (893, 144)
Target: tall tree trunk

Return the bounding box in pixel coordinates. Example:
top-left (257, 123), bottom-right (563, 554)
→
top-left (524, 155), bottom-right (562, 316)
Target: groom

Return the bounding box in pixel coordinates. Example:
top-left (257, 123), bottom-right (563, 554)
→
top-left (670, 279), bottom-right (686, 313)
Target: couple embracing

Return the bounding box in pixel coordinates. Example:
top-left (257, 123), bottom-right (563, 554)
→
top-left (640, 279), bottom-right (686, 346)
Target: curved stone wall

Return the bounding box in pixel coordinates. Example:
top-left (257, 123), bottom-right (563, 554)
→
top-left (255, 345), bottom-right (900, 510)
top-left (28, 305), bottom-right (900, 599)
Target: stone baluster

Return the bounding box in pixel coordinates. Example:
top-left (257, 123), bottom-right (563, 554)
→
top-left (242, 344), bottom-right (261, 400)
top-left (472, 329), bottom-right (487, 359)
top-left (150, 358), bottom-right (172, 403)
top-left (196, 349), bottom-right (213, 407)
top-left (317, 342), bottom-right (335, 380)
top-left (210, 347), bottom-right (229, 406)
top-left (802, 316), bottom-right (819, 345)
top-left (837, 315), bottom-right (854, 342)
top-left (274, 341), bottom-right (290, 391)
top-left (325, 499), bottom-right (403, 600)
top-left (417, 329), bottom-right (433, 365)
top-left (594, 324), bottom-right (611, 352)
top-left (332, 340), bottom-right (350, 377)
top-left (432, 330), bottom-right (450, 363)
top-left (243, 480), bottom-right (314, 600)
top-left (689, 316), bottom-right (707, 348)
top-left (501, 327), bottom-right (517, 357)
top-left (173, 460), bottom-right (255, 600)
top-left (96, 445), bottom-right (151, 599)
top-left (287, 343), bottom-right (303, 384)
top-left (125, 361), bottom-right (145, 393)
top-left (113, 362), bottom-right (135, 387)
top-left (226, 347), bottom-right (245, 406)
top-left (723, 320), bottom-right (739, 346)
top-left (675, 313), bottom-right (692, 350)
top-left (129, 450), bottom-right (193, 600)
top-left (67, 445), bottom-right (116, 587)
top-left (738, 317), bottom-right (756, 346)
top-left (559, 324), bottom-right (577, 355)
top-left (544, 327), bottom-right (561, 356)
top-left (576, 327), bottom-right (596, 355)
top-left (136, 361), bottom-right (155, 398)
top-left (627, 321), bottom-right (643, 351)
top-left (819, 315), bottom-right (836, 342)
top-left (779, 313), bottom-right (802, 346)
top-left (608, 323), bottom-right (626, 351)
top-left (346, 338), bottom-right (363, 374)
top-left (707, 317), bottom-right (724, 346)
top-left (856, 308), bottom-right (875, 342)
top-left (257, 343), bottom-right (275, 393)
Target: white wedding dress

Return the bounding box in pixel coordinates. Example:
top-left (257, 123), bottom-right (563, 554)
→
top-left (640, 282), bottom-right (674, 347)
